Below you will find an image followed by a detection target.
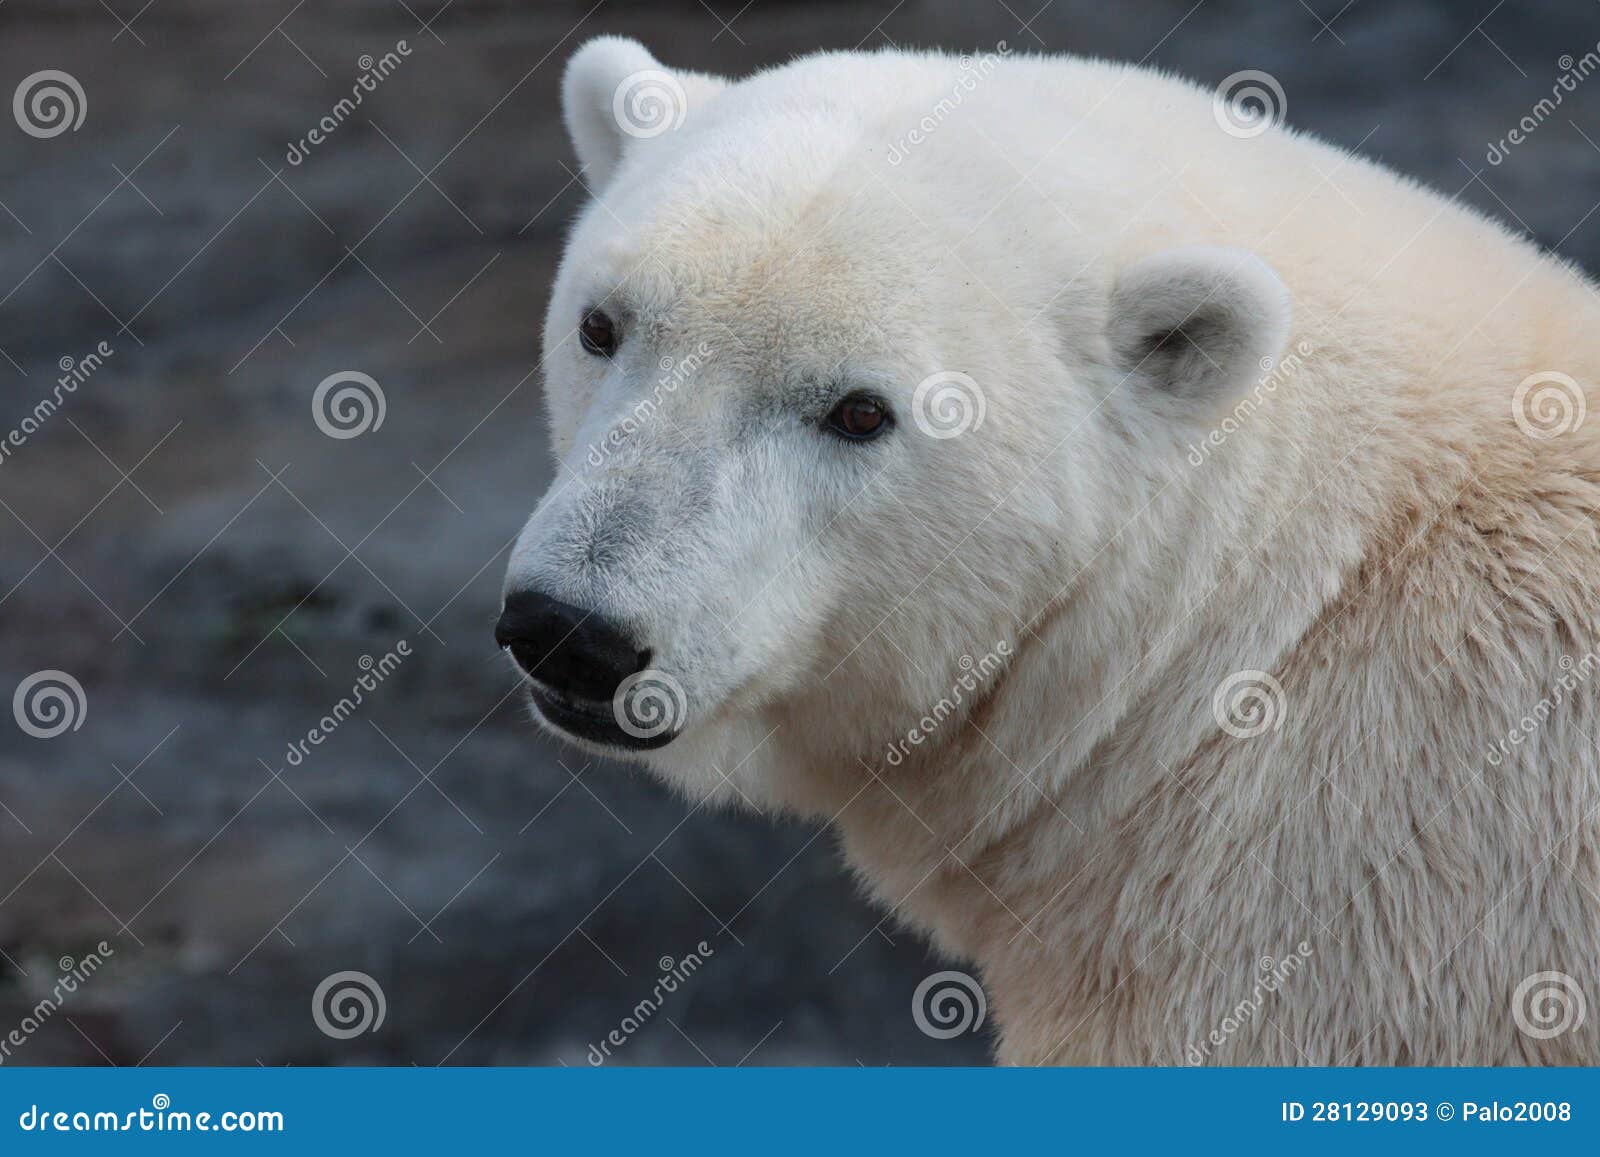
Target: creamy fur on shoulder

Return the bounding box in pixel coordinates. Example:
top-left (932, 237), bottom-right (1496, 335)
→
top-left (502, 39), bottom-right (1600, 1065)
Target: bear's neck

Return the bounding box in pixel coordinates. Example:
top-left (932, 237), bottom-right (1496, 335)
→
top-left (775, 333), bottom-right (1429, 974)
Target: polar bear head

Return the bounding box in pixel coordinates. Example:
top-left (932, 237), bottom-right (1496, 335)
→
top-left (497, 38), bottom-right (1291, 804)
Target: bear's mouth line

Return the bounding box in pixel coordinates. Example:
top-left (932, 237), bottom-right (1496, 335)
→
top-left (524, 679), bottom-right (679, 751)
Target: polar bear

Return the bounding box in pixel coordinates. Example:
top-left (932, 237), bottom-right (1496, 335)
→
top-left (496, 36), bottom-right (1600, 1065)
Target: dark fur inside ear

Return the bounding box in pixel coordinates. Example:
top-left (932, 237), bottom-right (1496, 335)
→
top-left (1108, 246), bottom-right (1291, 405)
top-left (1125, 314), bottom-right (1231, 388)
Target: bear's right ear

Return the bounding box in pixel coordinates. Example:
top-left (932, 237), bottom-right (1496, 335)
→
top-left (562, 37), bottom-right (728, 190)
top-left (1106, 246), bottom-right (1291, 408)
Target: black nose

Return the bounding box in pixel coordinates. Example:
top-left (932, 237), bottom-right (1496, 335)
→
top-left (495, 590), bottom-right (650, 701)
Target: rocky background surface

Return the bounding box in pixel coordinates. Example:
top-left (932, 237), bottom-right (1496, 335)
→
top-left (0, 0), bottom-right (1596, 1065)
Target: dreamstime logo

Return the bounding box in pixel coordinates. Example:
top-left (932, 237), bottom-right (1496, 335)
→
top-left (311, 971), bottom-right (386, 1039)
top-left (584, 341), bottom-right (714, 470)
top-left (13, 670), bottom-right (86, 739)
top-left (0, 341), bottom-right (114, 470)
top-left (0, 941), bottom-right (114, 1065)
top-left (1212, 70), bottom-right (1286, 139)
top-left (612, 69), bottom-right (686, 139)
top-left (1486, 650), bottom-right (1598, 767)
top-left (1487, 43), bottom-right (1600, 165)
top-left (912, 970), bottom-right (986, 1039)
top-left (283, 642), bottom-right (411, 767)
top-left (16, 1093), bottom-right (283, 1133)
top-left (1511, 370), bottom-right (1586, 440)
top-left (884, 640), bottom-right (1013, 767)
top-left (13, 70), bottom-right (86, 138)
top-left (1512, 971), bottom-right (1587, 1040)
top-left (1186, 339), bottom-right (1316, 467)
top-left (612, 669), bottom-right (687, 739)
top-left (912, 371), bottom-right (986, 439)
top-left (587, 941), bottom-right (715, 1064)
top-left (1212, 669), bottom-right (1285, 739)
top-left (1186, 940), bottom-right (1314, 1064)
top-left (885, 42), bottom-right (1011, 164)
top-left (312, 371), bottom-right (386, 439)
top-left (286, 40), bottom-right (411, 165)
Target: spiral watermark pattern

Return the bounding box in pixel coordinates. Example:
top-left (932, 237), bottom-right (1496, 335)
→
top-left (312, 970), bottom-right (387, 1039)
top-left (312, 371), bottom-right (386, 439)
top-left (912, 371), bottom-right (986, 439)
top-left (912, 970), bottom-right (987, 1039)
top-left (13, 70), bottom-right (86, 139)
top-left (1512, 971), bottom-right (1587, 1040)
top-left (1212, 70), bottom-right (1286, 139)
top-left (612, 669), bottom-right (688, 739)
top-left (1212, 669), bottom-right (1286, 739)
top-left (13, 670), bottom-right (86, 739)
top-left (612, 69), bottom-right (687, 139)
top-left (1512, 370), bottom-right (1586, 439)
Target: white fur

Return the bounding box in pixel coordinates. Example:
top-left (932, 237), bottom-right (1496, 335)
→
top-left (561, 37), bottom-right (661, 187)
top-left (505, 40), bottom-right (1600, 1064)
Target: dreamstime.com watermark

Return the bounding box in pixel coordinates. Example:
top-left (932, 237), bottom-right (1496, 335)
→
top-left (1486, 651), bottom-right (1599, 767)
top-left (312, 970), bottom-right (387, 1039)
top-left (612, 669), bottom-right (688, 741)
top-left (13, 70), bottom-right (86, 138)
top-left (884, 640), bottom-right (1013, 767)
top-left (17, 1096), bottom-right (283, 1134)
top-left (583, 341), bottom-right (714, 470)
top-left (612, 69), bottom-right (687, 139)
top-left (1212, 669), bottom-right (1286, 739)
top-left (1486, 44), bottom-right (1600, 165)
top-left (911, 370), bottom-right (986, 439)
top-left (12, 669), bottom-right (87, 739)
top-left (286, 41), bottom-right (412, 165)
top-left (1186, 340), bottom-right (1315, 466)
top-left (586, 942), bottom-right (714, 1064)
top-left (0, 943), bottom-right (114, 1065)
top-left (912, 970), bottom-right (987, 1039)
top-left (312, 370), bottom-right (387, 439)
top-left (1511, 369), bottom-right (1586, 440)
top-left (1186, 940), bottom-right (1314, 1063)
top-left (885, 43), bottom-right (1011, 165)
top-left (283, 642), bottom-right (411, 766)
top-left (0, 342), bottom-right (114, 469)
top-left (1512, 971), bottom-right (1588, 1040)
top-left (1212, 69), bottom-right (1286, 139)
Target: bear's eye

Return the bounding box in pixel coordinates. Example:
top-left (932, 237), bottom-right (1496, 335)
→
top-left (824, 394), bottom-right (892, 441)
top-left (578, 309), bottom-right (617, 357)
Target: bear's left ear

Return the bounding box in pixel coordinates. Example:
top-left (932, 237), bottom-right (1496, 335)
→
top-left (562, 37), bottom-right (729, 190)
top-left (1106, 246), bottom-right (1291, 407)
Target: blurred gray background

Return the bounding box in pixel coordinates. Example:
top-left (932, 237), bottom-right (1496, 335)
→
top-left (1, 0), bottom-right (1596, 1065)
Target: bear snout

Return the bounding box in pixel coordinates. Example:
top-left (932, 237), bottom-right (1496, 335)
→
top-left (495, 589), bottom-right (651, 702)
